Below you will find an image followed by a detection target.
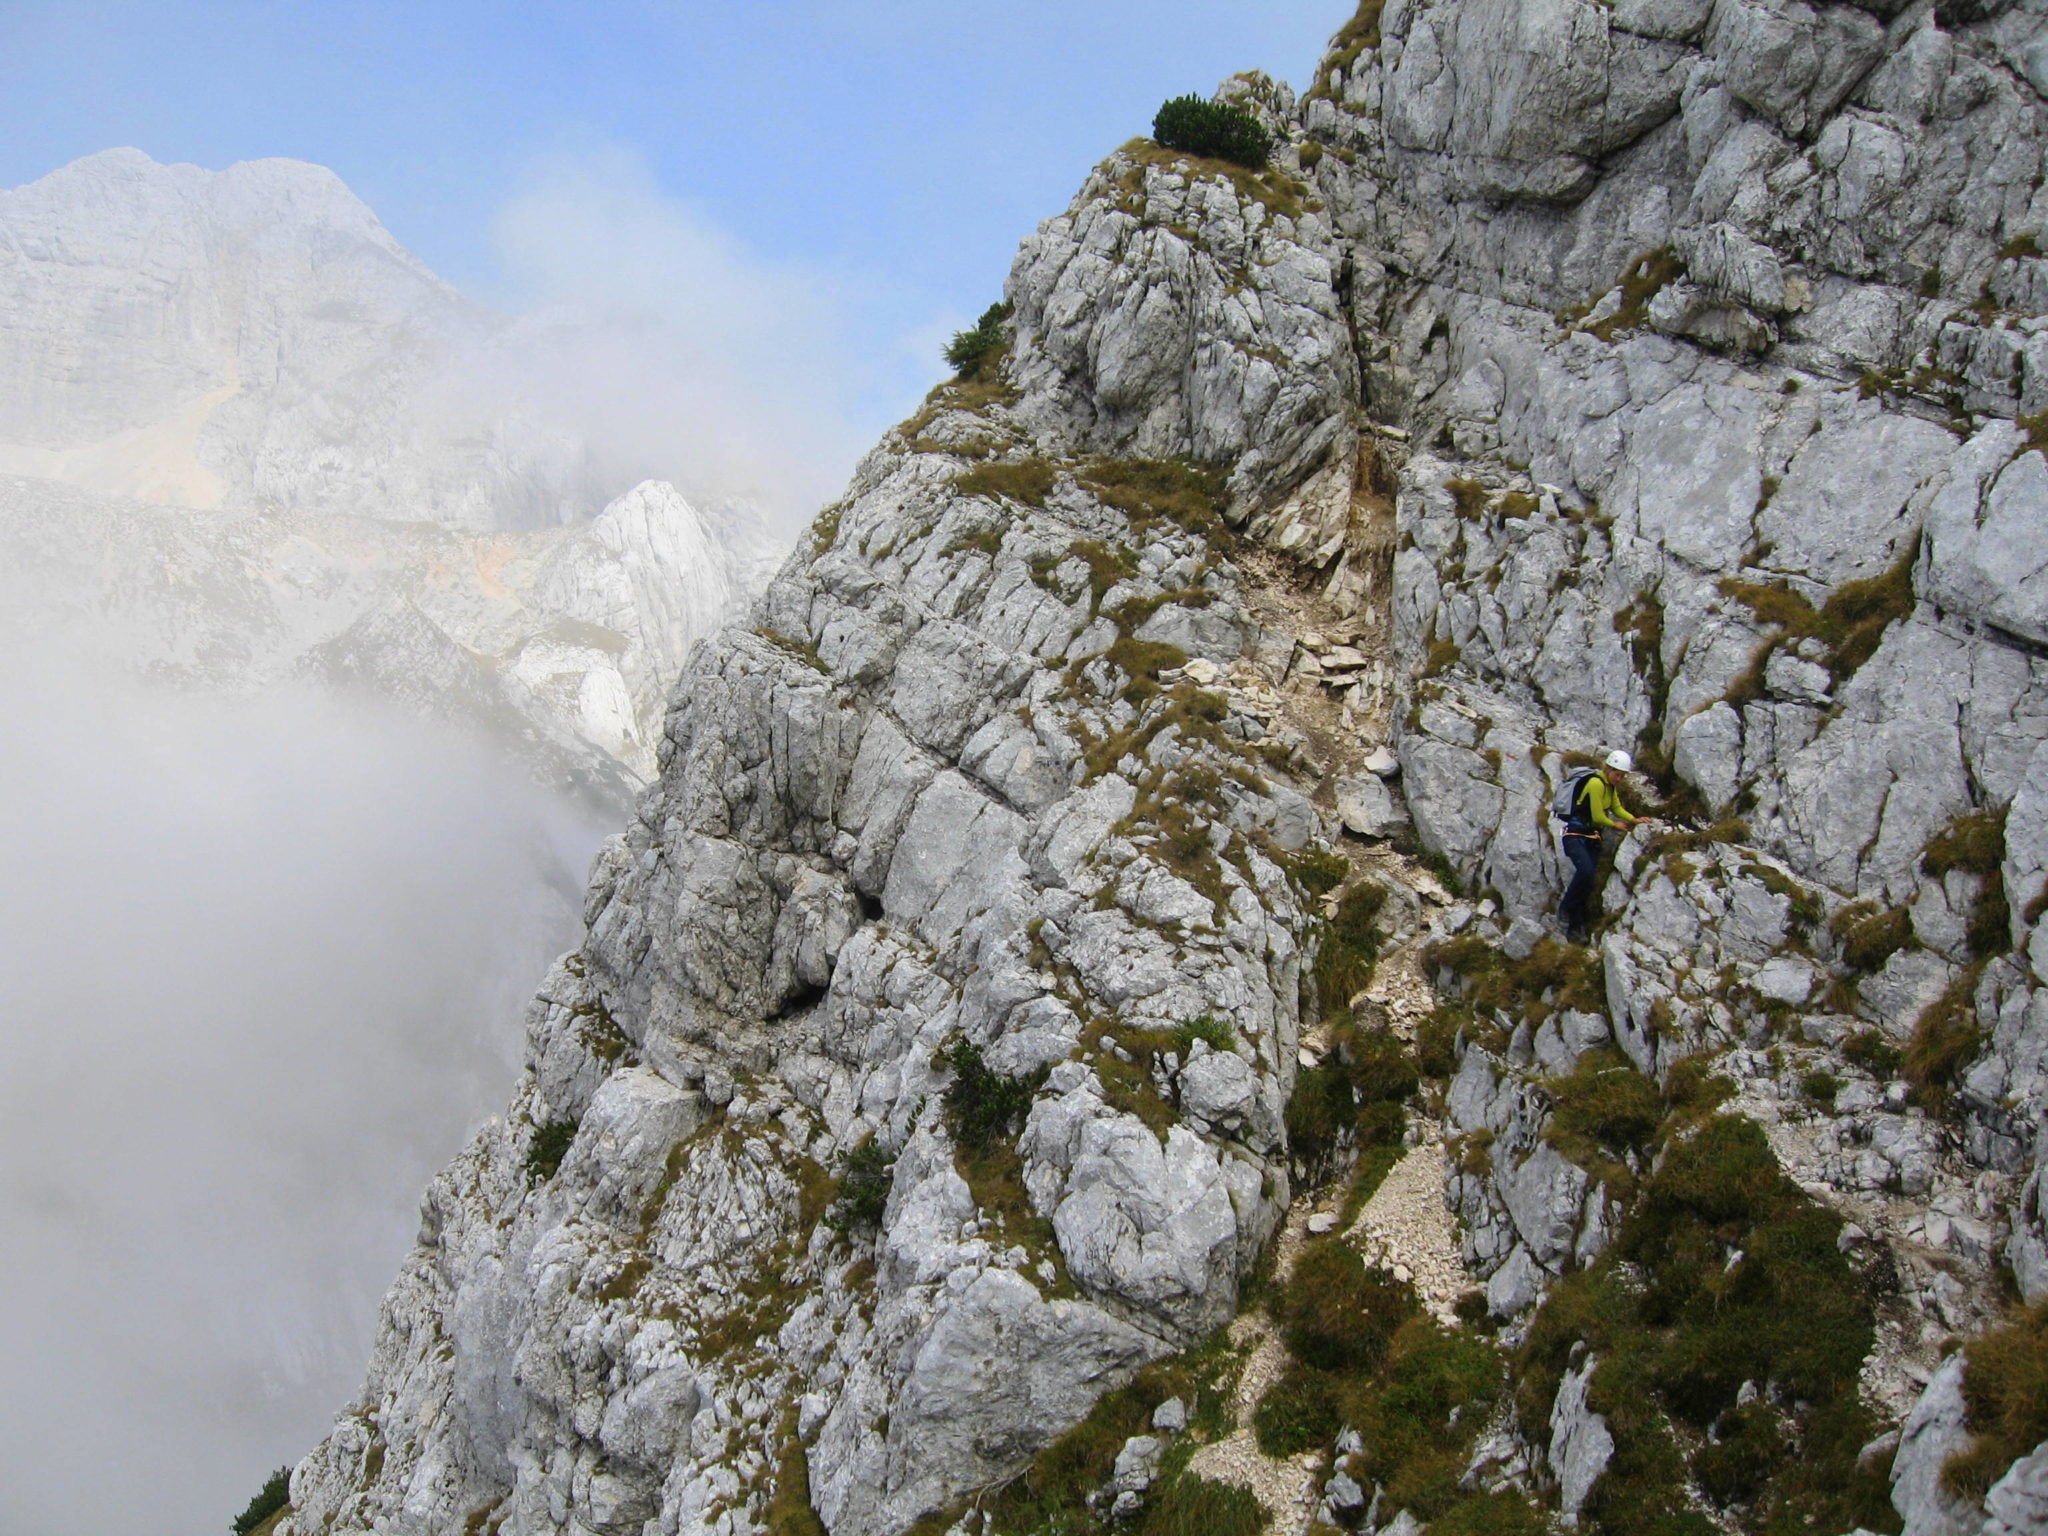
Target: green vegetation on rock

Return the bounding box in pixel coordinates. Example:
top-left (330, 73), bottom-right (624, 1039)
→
top-left (944, 301), bottom-right (1012, 381)
top-left (232, 1467), bottom-right (292, 1536)
top-left (1945, 1300), bottom-right (2048, 1500)
top-left (1520, 1115), bottom-right (1897, 1536)
top-left (1151, 95), bottom-right (1271, 171)
top-left (524, 1117), bottom-right (578, 1185)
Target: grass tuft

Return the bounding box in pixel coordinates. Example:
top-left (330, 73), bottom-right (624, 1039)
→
top-left (524, 1118), bottom-right (577, 1185)
top-left (1944, 1301), bottom-right (2048, 1501)
top-left (955, 457), bottom-right (1057, 508)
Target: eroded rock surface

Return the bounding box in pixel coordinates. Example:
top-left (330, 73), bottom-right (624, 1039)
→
top-left (289, 1), bottom-right (2048, 1531)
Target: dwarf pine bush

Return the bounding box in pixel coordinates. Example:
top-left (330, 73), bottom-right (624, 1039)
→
top-left (232, 1467), bottom-right (290, 1535)
top-left (1151, 95), bottom-right (1272, 170)
top-left (944, 301), bottom-right (1011, 380)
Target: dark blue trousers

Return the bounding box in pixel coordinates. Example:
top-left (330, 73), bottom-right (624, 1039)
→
top-left (1559, 832), bottom-right (1601, 934)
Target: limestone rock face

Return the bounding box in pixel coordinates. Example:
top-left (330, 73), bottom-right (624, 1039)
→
top-left (289, 0), bottom-right (2048, 1531)
top-left (286, 414), bottom-right (1317, 1534)
top-left (0, 148), bottom-right (593, 528)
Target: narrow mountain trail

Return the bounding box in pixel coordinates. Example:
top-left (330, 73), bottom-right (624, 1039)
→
top-left (1159, 496), bottom-right (1477, 1531)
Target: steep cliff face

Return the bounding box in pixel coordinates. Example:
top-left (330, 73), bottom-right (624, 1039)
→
top-left (288, 2), bottom-right (2048, 1533)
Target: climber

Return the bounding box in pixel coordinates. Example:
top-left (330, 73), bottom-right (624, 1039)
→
top-left (1555, 749), bottom-right (1651, 943)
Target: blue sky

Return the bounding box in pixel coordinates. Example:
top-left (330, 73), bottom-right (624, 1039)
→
top-left (1, 0), bottom-right (1349, 504)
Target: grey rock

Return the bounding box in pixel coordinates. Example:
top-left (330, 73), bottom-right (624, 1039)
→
top-left (288, 6), bottom-right (2048, 1533)
top-left (1892, 1355), bottom-right (1981, 1536)
top-left (1150, 1397), bottom-right (1188, 1433)
top-left (1325, 1469), bottom-right (1367, 1511)
top-left (1337, 772), bottom-right (1411, 837)
top-left (1111, 1434), bottom-right (1163, 1494)
top-left (1550, 1355), bottom-right (1616, 1518)
top-left (1985, 1441), bottom-right (2048, 1536)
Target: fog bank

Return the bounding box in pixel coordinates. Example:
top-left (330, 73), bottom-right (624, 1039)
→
top-left (0, 641), bottom-right (613, 1536)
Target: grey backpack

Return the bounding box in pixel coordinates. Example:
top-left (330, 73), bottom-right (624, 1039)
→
top-left (1551, 767), bottom-right (1598, 825)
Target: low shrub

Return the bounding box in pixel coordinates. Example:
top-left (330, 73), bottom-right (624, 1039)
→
top-left (1316, 882), bottom-right (1387, 1013)
top-left (1546, 1050), bottom-right (1662, 1193)
top-left (1548, 1050), bottom-right (1662, 1153)
top-left (1518, 1115), bottom-right (1893, 1535)
top-left (1833, 902), bottom-right (1915, 974)
top-left (1274, 1243), bottom-right (1414, 1372)
top-left (1285, 1025), bottom-right (1416, 1168)
top-left (1172, 1016), bottom-right (1235, 1054)
top-left (1719, 541), bottom-right (1918, 687)
top-left (1287, 846), bottom-right (1350, 897)
top-left (1429, 934), bottom-right (1604, 1022)
top-left (1843, 1029), bottom-right (1904, 1078)
top-left (938, 1040), bottom-right (1042, 1153)
top-left (1253, 1361), bottom-right (1343, 1455)
top-left (1925, 811), bottom-right (2007, 884)
top-left (1139, 1474), bottom-right (1264, 1536)
top-left (954, 456), bottom-right (1057, 508)
top-left (829, 1139), bottom-right (895, 1231)
top-left (1349, 1318), bottom-right (1506, 1517)
top-left (1285, 1063), bottom-right (1356, 1165)
top-left (1414, 1007), bottom-right (1465, 1079)
top-left (525, 1118), bottom-right (578, 1185)
top-left (1905, 966), bottom-right (1987, 1109)
top-left (1804, 1070), bottom-right (1842, 1106)
top-left (1078, 458), bottom-right (1231, 547)
top-left (1923, 808), bottom-right (2012, 958)
top-left (944, 301), bottom-right (1011, 381)
top-left (1152, 94), bottom-right (1271, 170)
top-left (766, 1417), bottom-right (828, 1536)
top-left (1424, 1491), bottom-right (1550, 1536)
top-left (232, 1467), bottom-right (291, 1536)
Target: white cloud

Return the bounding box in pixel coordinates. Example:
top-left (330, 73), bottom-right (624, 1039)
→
top-left (0, 631), bottom-right (610, 1536)
top-left (470, 143), bottom-right (881, 532)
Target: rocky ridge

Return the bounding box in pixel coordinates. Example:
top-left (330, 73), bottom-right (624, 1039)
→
top-left (286, 1), bottom-right (2048, 1534)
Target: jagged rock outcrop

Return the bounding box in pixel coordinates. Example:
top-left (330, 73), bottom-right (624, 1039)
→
top-left (288, 0), bottom-right (2048, 1532)
top-left (0, 470), bottom-right (768, 789)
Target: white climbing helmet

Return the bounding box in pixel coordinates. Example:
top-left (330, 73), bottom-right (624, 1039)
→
top-left (1604, 749), bottom-right (1635, 772)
